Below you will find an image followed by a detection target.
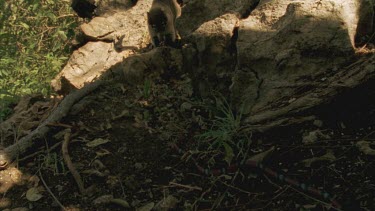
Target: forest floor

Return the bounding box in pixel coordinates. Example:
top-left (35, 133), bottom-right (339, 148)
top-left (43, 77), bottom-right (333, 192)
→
top-left (1, 73), bottom-right (375, 211)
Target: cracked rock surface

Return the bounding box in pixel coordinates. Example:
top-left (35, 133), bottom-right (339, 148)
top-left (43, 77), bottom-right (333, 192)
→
top-left (53, 0), bottom-right (374, 127)
top-left (232, 0), bottom-right (374, 125)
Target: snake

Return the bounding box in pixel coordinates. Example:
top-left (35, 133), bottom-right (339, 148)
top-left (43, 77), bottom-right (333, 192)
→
top-left (169, 143), bottom-right (342, 210)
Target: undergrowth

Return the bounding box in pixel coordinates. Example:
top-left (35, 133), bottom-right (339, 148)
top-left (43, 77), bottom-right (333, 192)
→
top-left (0, 0), bottom-right (81, 120)
top-left (196, 94), bottom-right (251, 165)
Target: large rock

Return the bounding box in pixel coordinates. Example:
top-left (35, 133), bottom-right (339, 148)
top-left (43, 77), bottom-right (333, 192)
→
top-left (177, 0), bottom-right (259, 36)
top-left (355, 0), bottom-right (375, 44)
top-left (51, 41), bottom-right (127, 93)
top-left (54, 0), bottom-right (374, 129)
top-left (52, 0), bottom-right (151, 93)
top-left (80, 0), bottom-right (150, 42)
top-left (231, 0), bottom-right (374, 124)
top-left (116, 47), bottom-right (183, 85)
top-left (183, 13), bottom-right (239, 97)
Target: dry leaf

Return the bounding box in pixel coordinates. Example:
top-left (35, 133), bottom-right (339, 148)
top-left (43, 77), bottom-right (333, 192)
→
top-left (137, 202), bottom-right (154, 211)
top-left (356, 141), bottom-right (375, 156)
top-left (301, 151), bottom-right (336, 167)
top-left (248, 147), bottom-right (275, 163)
top-left (26, 187), bottom-right (43, 202)
top-left (86, 138), bottom-right (110, 148)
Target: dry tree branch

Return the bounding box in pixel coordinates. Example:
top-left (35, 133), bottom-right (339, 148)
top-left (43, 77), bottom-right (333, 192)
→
top-left (62, 130), bottom-right (86, 195)
top-left (0, 79), bottom-right (105, 169)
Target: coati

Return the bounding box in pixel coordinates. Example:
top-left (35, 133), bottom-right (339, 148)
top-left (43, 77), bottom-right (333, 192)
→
top-left (147, 0), bottom-right (181, 47)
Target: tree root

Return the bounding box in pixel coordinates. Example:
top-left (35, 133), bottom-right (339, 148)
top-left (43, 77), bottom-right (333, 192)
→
top-left (39, 170), bottom-right (66, 210)
top-left (62, 129), bottom-right (87, 195)
top-left (0, 79), bottom-right (105, 169)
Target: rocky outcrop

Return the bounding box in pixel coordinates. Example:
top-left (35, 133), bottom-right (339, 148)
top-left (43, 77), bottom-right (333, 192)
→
top-left (51, 42), bottom-right (126, 94)
top-left (232, 0), bottom-right (375, 125)
top-left (182, 13), bottom-right (239, 97)
top-left (1, 0), bottom-right (375, 170)
top-left (176, 0), bottom-right (259, 36)
top-left (51, 0), bottom-right (151, 93)
top-left (116, 47), bottom-right (183, 85)
top-left (54, 0), bottom-right (374, 127)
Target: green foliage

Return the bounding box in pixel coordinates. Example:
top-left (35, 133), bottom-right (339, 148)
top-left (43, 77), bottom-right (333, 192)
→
top-left (143, 79), bottom-right (152, 99)
top-left (0, 89), bottom-right (17, 121)
top-left (38, 152), bottom-right (66, 175)
top-left (196, 94), bottom-right (245, 164)
top-left (0, 0), bottom-right (80, 118)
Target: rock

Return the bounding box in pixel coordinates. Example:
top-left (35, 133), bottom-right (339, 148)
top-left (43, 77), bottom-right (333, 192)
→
top-left (81, 0), bottom-right (150, 43)
top-left (183, 13), bottom-right (239, 97)
top-left (134, 162), bottom-right (143, 170)
top-left (0, 197), bottom-right (11, 209)
top-left (51, 0), bottom-right (151, 93)
top-left (177, 0), bottom-right (259, 36)
top-left (232, 0), bottom-right (373, 124)
top-left (51, 41), bottom-right (127, 93)
top-left (95, 0), bottom-right (136, 16)
top-left (51, 0), bottom-right (375, 130)
top-left (313, 119), bottom-right (324, 128)
top-left (117, 47), bottom-right (183, 85)
top-left (354, 0), bottom-right (375, 45)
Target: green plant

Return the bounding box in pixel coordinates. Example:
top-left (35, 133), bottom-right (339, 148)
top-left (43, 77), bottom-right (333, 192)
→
top-left (0, 89), bottom-right (17, 121)
top-left (0, 0), bottom-right (80, 119)
top-left (143, 79), bottom-right (152, 99)
top-left (196, 94), bottom-right (244, 164)
top-left (38, 152), bottom-right (66, 175)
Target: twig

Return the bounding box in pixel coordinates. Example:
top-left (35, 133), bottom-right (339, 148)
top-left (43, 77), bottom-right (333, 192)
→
top-left (251, 186), bottom-right (290, 211)
top-left (169, 181), bottom-right (202, 191)
top-left (39, 170), bottom-right (66, 210)
top-left (62, 130), bottom-right (86, 195)
top-left (289, 186), bottom-right (343, 211)
top-left (46, 122), bottom-right (72, 128)
top-left (218, 180), bottom-right (251, 194)
top-left (118, 176), bottom-right (126, 198)
top-left (18, 141), bottom-right (62, 162)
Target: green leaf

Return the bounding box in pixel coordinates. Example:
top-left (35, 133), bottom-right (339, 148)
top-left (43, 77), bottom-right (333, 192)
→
top-left (56, 30), bottom-right (67, 41)
top-left (20, 22), bottom-right (30, 29)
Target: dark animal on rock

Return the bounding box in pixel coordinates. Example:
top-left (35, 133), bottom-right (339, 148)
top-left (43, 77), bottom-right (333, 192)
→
top-left (147, 0), bottom-right (181, 47)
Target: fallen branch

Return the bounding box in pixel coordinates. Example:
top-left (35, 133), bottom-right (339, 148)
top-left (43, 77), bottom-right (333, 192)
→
top-left (39, 170), bottom-right (66, 210)
top-left (0, 78), bottom-right (105, 169)
top-left (62, 130), bottom-right (86, 195)
top-left (0, 47), bottom-right (167, 170)
top-left (18, 141), bottom-right (62, 162)
top-left (169, 181), bottom-right (203, 191)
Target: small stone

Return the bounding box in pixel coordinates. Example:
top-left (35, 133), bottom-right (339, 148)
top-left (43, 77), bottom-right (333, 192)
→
top-left (134, 163), bottom-right (143, 170)
top-left (313, 120), bottom-right (323, 127)
top-left (0, 198), bottom-right (11, 209)
top-left (180, 102), bottom-right (192, 111)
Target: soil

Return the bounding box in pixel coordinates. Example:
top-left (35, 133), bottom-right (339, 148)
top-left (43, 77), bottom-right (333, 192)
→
top-left (1, 73), bottom-right (375, 211)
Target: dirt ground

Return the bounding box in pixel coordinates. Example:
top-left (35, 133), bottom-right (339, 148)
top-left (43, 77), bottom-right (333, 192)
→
top-left (1, 72), bottom-right (375, 211)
